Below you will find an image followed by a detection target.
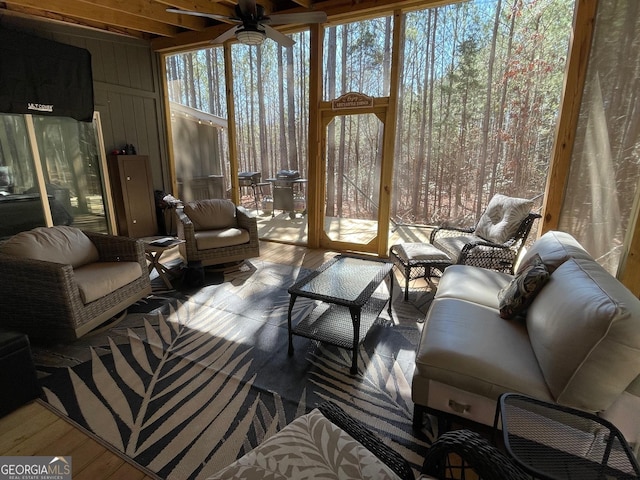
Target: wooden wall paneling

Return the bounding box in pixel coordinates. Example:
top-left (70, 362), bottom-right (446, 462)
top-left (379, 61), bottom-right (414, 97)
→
top-left (144, 96), bottom-right (167, 190)
top-left (98, 38), bottom-right (121, 86)
top-left (84, 38), bottom-right (106, 81)
top-left (132, 95), bottom-right (151, 152)
top-left (106, 90), bottom-right (127, 150)
top-left (125, 47), bottom-right (144, 90)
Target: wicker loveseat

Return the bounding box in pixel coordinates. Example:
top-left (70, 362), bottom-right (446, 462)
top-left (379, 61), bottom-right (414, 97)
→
top-left (0, 226), bottom-right (151, 343)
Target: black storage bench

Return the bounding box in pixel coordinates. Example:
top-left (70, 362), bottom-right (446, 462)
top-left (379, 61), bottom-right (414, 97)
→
top-left (0, 330), bottom-right (41, 417)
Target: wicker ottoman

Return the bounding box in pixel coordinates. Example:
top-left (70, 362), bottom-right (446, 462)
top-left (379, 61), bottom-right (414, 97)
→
top-left (390, 243), bottom-right (452, 301)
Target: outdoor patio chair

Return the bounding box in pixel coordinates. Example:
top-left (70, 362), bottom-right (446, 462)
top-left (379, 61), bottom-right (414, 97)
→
top-left (176, 198), bottom-right (260, 272)
top-left (430, 194), bottom-right (541, 274)
top-left (0, 226), bottom-right (151, 343)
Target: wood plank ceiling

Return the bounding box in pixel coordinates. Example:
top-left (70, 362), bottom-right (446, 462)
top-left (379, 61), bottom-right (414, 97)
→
top-left (0, 0), bottom-right (456, 53)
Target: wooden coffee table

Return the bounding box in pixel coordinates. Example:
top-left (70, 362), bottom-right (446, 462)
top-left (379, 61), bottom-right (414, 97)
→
top-left (287, 254), bottom-right (393, 374)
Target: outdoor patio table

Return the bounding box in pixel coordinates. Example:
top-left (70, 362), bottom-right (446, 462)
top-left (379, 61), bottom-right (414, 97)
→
top-left (287, 254), bottom-right (393, 374)
top-left (494, 393), bottom-right (640, 480)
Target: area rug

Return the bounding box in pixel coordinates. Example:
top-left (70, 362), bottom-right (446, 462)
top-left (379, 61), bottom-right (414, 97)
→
top-left (34, 259), bottom-right (437, 479)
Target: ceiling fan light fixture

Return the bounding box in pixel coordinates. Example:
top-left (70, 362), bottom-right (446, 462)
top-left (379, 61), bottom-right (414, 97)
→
top-left (236, 29), bottom-right (266, 45)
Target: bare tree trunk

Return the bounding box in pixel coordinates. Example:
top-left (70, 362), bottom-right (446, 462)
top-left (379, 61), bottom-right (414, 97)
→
top-left (475, 0), bottom-right (501, 218)
top-left (337, 25), bottom-right (348, 215)
top-left (413, 11), bottom-right (431, 220)
top-left (283, 46), bottom-right (298, 173)
top-left (256, 48), bottom-right (269, 178)
top-left (186, 54), bottom-right (197, 107)
top-left (325, 27), bottom-right (337, 217)
top-left (424, 9), bottom-right (437, 223)
top-left (248, 54), bottom-right (258, 172)
top-left (491, 1), bottom-right (517, 199)
top-left (277, 46), bottom-right (288, 171)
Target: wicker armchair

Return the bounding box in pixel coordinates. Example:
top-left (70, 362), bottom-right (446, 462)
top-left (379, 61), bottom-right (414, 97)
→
top-left (0, 227), bottom-right (151, 344)
top-left (430, 195), bottom-right (541, 274)
top-left (176, 199), bottom-right (259, 268)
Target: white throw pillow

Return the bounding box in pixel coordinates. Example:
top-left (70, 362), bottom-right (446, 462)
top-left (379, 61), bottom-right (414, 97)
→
top-left (474, 194), bottom-right (533, 244)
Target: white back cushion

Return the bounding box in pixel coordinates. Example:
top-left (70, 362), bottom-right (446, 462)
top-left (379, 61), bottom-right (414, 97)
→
top-left (527, 258), bottom-right (640, 411)
top-left (517, 230), bottom-right (592, 274)
top-left (0, 226), bottom-right (99, 268)
top-left (474, 194), bottom-right (533, 244)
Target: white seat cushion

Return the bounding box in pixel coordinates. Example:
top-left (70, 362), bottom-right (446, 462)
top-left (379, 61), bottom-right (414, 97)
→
top-left (394, 242), bottom-right (450, 263)
top-left (74, 261), bottom-right (143, 304)
top-left (415, 297), bottom-right (552, 401)
top-left (194, 228), bottom-right (250, 250)
top-left (432, 234), bottom-right (489, 261)
top-left (434, 264), bottom-right (512, 309)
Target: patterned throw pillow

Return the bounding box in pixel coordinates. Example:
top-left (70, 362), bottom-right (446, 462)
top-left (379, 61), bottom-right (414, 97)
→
top-left (498, 253), bottom-right (550, 319)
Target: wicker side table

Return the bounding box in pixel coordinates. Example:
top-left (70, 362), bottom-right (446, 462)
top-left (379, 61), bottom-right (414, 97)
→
top-left (389, 243), bottom-right (452, 301)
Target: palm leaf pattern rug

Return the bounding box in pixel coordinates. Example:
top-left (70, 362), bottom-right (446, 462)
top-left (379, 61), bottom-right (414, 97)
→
top-left (35, 259), bottom-right (437, 479)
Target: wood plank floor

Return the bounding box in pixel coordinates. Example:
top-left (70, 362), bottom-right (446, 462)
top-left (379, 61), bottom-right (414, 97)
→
top-left (2, 240), bottom-right (429, 478)
top-left (0, 400), bottom-right (157, 479)
top-left (0, 241), bottom-right (337, 479)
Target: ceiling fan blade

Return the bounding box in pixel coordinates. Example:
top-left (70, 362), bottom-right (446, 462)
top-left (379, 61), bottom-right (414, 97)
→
top-left (263, 25), bottom-right (295, 48)
top-left (237, 0), bottom-right (258, 17)
top-left (166, 8), bottom-right (240, 23)
top-left (211, 26), bottom-right (240, 44)
top-left (266, 12), bottom-right (327, 25)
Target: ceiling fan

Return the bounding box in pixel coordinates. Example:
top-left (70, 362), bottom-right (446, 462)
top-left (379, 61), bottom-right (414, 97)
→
top-left (167, 0), bottom-right (327, 48)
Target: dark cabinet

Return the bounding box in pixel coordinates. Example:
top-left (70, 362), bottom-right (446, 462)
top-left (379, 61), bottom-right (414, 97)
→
top-left (108, 155), bottom-right (157, 238)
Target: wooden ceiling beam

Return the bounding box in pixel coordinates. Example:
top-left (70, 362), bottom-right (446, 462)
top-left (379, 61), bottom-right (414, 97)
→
top-left (73, 0), bottom-right (210, 30)
top-left (315, 0), bottom-right (463, 24)
top-left (0, 3), bottom-right (149, 38)
top-left (151, 23), bottom-right (232, 52)
top-left (3, 0), bottom-right (181, 36)
top-left (152, 0), bottom-right (236, 19)
top-left (152, 0), bottom-right (463, 52)
top-left (291, 0), bottom-right (312, 8)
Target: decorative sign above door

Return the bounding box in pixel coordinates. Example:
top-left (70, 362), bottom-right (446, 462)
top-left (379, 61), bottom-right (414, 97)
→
top-left (331, 92), bottom-right (374, 110)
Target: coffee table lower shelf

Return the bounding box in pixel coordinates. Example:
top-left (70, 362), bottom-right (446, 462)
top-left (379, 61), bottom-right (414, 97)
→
top-left (288, 294), bottom-right (389, 373)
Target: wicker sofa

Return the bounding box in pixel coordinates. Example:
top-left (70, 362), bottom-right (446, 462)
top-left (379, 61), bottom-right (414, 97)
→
top-left (412, 231), bottom-right (640, 455)
top-left (0, 226), bottom-right (151, 343)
